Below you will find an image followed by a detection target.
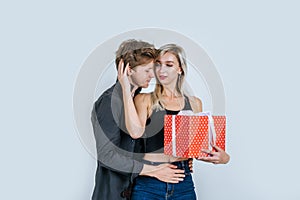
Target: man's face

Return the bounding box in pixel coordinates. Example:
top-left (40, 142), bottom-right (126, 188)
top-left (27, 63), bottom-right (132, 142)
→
top-left (130, 61), bottom-right (155, 88)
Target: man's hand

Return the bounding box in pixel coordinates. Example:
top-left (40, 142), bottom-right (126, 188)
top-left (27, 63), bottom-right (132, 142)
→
top-left (197, 145), bottom-right (230, 164)
top-left (141, 163), bottom-right (185, 183)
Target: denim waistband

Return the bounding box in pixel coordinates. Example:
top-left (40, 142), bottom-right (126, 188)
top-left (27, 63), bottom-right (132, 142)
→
top-left (142, 159), bottom-right (192, 175)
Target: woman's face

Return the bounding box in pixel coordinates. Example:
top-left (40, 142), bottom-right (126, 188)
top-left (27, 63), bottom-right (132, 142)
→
top-left (155, 52), bottom-right (182, 86)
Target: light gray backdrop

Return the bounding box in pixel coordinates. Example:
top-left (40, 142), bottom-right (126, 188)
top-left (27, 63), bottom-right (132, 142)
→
top-left (1, 0), bottom-right (299, 200)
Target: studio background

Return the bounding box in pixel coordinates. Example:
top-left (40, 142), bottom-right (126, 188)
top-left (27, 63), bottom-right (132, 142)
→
top-left (1, 0), bottom-right (299, 199)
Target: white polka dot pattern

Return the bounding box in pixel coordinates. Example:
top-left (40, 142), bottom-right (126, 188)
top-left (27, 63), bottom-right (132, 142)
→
top-left (164, 115), bottom-right (226, 158)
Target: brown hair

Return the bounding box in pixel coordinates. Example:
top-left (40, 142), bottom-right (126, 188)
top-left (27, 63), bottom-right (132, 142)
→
top-left (115, 39), bottom-right (157, 71)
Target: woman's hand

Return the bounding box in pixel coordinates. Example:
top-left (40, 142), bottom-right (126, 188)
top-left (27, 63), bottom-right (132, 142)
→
top-left (197, 145), bottom-right (230, 164)
top-left (117, 59), bottom-right (132, 92)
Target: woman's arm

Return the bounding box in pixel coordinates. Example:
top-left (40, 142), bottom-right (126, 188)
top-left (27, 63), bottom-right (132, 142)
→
top-left (118, 60), bottom-right (146, 139)
top-left (134, 93), bottom-right (151, 127)
top-left (189, 96), bottom-right (230, 164)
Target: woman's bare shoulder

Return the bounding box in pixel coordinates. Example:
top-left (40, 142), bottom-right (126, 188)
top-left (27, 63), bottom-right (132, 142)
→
top-left (134, 93), bottom-right (151, 103)
top-left (188, 96), bottom-right (203, 112)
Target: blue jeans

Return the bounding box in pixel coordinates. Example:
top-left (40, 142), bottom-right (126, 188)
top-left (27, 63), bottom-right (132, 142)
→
top-left (131, 160), bottom-right (196, 200)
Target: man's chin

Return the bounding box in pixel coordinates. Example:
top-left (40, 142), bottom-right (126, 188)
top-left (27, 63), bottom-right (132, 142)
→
top-left (139, 82), bottom-right (149, 88)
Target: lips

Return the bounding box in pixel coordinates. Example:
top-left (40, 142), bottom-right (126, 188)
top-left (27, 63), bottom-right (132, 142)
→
top-left (158, 75), bottom-right (167, 80)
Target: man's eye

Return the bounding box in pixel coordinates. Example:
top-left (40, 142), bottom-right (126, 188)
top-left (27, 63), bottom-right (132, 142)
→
top-left (167, 64), bottom-right (173, 67)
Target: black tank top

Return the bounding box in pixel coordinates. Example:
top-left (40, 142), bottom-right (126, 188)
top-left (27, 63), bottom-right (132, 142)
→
top-left (143, 96), bottom-right (193, 153)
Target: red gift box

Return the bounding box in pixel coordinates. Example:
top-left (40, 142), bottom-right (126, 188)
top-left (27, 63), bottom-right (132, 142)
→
top-left (164, 111), bottom-right (226, 158)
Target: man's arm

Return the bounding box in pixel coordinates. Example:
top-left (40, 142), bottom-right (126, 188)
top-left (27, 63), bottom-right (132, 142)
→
top-left (92, 102), bottom-right (143, 176)
top-left (92, 97), bottom-right (185, 182)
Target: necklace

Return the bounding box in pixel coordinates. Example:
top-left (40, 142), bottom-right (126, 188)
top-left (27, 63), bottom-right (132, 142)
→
top-left (160, 95), bottom-right (184, 111)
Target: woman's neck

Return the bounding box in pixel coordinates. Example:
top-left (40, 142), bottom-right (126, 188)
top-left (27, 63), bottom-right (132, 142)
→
top-left (162, 86), bottom-right (181, 99)
top-left (160, 87), bottom-right (184, 110)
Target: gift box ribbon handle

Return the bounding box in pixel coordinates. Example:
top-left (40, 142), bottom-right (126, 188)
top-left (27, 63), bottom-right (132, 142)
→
top-left (207, 114), bottom-right (217, 151)
top-left (171, 111), bottom-right (217, 156)
top-left (172, 115), bottom-right (177, 157)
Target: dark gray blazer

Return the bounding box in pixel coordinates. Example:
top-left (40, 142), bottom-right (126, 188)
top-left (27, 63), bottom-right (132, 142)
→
top-left (91, 82), bottom-right (144, 200)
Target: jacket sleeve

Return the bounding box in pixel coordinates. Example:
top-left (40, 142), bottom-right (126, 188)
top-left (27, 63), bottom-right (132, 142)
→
top-left (91, 96), bottom-right (144, 181)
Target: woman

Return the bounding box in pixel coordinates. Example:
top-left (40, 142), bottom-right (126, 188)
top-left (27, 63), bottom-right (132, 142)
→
top-left (119, 44), bottom-right (230, 199)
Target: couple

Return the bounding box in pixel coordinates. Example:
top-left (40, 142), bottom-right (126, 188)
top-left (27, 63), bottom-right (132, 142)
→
top-left (91, 39), bottom-right (230, 200)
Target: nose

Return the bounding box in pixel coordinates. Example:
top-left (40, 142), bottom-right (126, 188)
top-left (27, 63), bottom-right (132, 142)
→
top-left (155, 64), bottom-right (164, 73)
top-left (156, 65), bottom-right (167, 76)
top-left (149, 69), bottom-right (155, 78)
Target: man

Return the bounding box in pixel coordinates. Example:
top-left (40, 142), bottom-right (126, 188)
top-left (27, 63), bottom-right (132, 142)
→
top-left (91, 39), bottom-right (186, 200)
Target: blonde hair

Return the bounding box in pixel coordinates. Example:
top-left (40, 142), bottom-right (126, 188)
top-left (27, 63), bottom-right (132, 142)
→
top-left (150, 44), bottom-right (187, 112)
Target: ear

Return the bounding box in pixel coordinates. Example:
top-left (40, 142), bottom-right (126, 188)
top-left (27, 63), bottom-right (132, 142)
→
top-left (127, 67), bottom-right (134, 76)
top-left (177, 67), bottom-right (183, 74)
